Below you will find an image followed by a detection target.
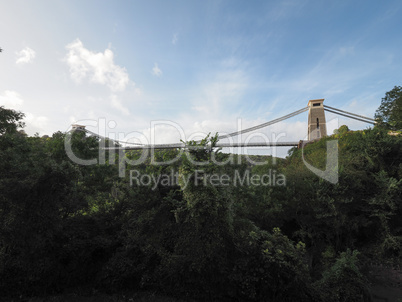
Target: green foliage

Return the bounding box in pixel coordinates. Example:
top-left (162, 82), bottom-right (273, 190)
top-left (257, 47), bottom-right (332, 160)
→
top-left (315, 249), bottom-right (370, 302)
top-left (0, 106), bottom-right (25, 134)
top-left (375, 85), bottom-right (402, 130)
top-left (0, 129), bottom-right (81, 295)
top-left (243, 228), bottom-right (313, 301)
top-left (178, 133), bottom-right (233, 226)
top-left (333, 125), bottom-right (349, 137)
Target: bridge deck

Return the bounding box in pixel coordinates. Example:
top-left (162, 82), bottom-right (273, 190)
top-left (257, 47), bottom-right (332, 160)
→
top-left (102, 141), bottom-right (300, 150)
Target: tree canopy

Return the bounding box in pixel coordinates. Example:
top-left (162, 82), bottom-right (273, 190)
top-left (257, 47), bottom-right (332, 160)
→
top-left (0, 106), bottom-right (25, 135)
top-left (375, 85), bottom-right (402, 130)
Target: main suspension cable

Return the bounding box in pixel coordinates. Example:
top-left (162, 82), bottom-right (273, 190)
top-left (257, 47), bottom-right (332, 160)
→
top-left (69, 127), bottom-right (144, 145)
top-left (217, 106), bottom-right (309, 140)
top-left (324, 105), bottom-right (376, 122)
top-left (324, 108), bottom-right (376, 124)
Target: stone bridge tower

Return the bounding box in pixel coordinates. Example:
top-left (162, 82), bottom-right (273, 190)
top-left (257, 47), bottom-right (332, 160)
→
top-left (307, 99), bottom-right (327, 140)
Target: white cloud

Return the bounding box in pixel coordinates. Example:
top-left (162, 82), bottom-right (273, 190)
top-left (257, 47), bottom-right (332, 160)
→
top-left (16, 47), bottom-right (36, 65)
top-left (0, 90), bottom-right (48, 134)
top-left (152, 63), bottom-right (162, 77)
top-left (192, 68), bottom-right (247, 117)
top-left (172, 33), bottom-right (178, 45)
top-left (65, 39), bottom-right (130, 92)
top-left (110, 95), bottom-right (130, 116)
top-left (0, 90), bottom-right (24, 109)
top-left (25, 113), bottom-right (49, 130)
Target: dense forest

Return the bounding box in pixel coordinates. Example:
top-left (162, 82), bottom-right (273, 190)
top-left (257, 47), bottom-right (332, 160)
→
top-left (0, 87), bottom-right (401, 301)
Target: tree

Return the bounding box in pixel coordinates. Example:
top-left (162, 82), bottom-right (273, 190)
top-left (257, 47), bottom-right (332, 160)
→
top-left (375, 86), bottom-right (402, 130)
top-left (0, 124), bottom-right (84, 295)
top-left (315, 249), bottom-right (370, 302)
top-left (0, 106), bottom-right (25, 134)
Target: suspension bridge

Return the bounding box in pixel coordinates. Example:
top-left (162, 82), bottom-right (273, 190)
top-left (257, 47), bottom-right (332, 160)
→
top-left (71, 99), bottom-right (376, 150)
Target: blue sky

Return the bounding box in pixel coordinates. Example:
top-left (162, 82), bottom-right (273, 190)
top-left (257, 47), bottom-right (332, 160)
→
top-left (1, 0), bottom-right (401, 154)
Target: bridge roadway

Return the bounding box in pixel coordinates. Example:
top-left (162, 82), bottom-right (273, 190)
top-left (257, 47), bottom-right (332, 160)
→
top-left (102, 141), bottom-right (300, 150)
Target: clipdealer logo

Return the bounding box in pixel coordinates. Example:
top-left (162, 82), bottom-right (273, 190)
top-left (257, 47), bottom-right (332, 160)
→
top-left (64, 117), bottom-right (339, 185)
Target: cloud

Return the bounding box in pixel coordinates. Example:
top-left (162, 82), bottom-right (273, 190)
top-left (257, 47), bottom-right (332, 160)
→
top-left (137, 61), bottom-right (251, 142)
top-left (16, 47), bottom-right (36, 64)
top-left (339, 46), bottom-right (354, 55)
top-left (25, 113), bottom-right (49, 130)
top-left (110, 95), bottom-right (130, 116)
top-left (0, 90), bottom-right (24, 109)
top-left (192, 68), bottom-right (248, 117)
top-left (172, 33), bottom-right (178, 45)
top-left (0, 90), bottom-right (48, 134)
top-left (65, 39), bottom-right (130, 91)
top-left (152, 63), bottom-right (163, 77)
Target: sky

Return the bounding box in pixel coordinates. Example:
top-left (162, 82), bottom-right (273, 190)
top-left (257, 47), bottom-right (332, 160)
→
top-left (1, 0), bottom-right (401, 156)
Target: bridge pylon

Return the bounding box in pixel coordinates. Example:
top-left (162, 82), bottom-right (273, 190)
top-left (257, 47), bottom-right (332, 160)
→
top-left (307, 99), bottom-right (327, 140)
